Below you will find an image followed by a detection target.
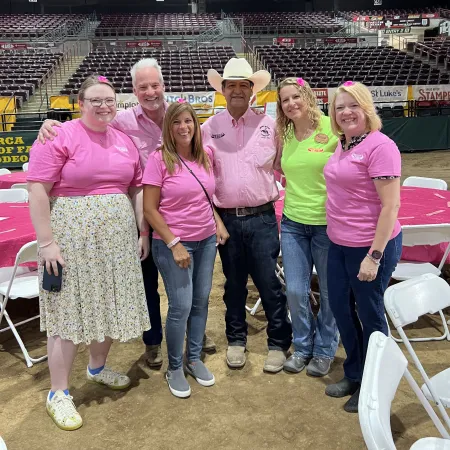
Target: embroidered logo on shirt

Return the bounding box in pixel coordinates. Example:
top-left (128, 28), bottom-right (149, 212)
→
top-left (352, 153), bottom-right (364, 160)
top-left (115, 146), bottom-right (128, 153)
top-left (308, 148), bottom-right (324, 153)
top-left (211, 133), bottom-right (225, 139)
top-left (259, 125), bottom-right (271, 139)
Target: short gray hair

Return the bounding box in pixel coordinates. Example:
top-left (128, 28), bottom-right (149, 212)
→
top-left (130, 58), bottom-right (164, 86)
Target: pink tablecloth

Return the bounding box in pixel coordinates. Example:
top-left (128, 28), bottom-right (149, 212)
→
top-left (0, 203), bottom-right (36, 268)
top-left (0, 172), bottom-right (27, 189)
top-left (275, 187), bottom-right (450, 264)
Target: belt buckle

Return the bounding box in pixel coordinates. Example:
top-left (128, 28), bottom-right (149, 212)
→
top-left (236, 207), bottom-right (246, 217)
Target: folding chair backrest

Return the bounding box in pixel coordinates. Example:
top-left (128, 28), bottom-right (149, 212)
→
top-left (15, 241), bottom-right (37, 265)
top-left (360, 332), bottom-right (450, 450)
top-left (22, 162), bottom-right (29, 172)
top-left (359, 332), bottom-right (406, 450)
top-left (400, 224), bottom-right (450, 247)
top-left (384, 274), bottom-right (450, 328)
top-left (0, 188), bottom-right (28, 203)
top-left (403, 176), bottom-right (448, 190)
top-left (11, 183), bottom-right (27, 191)
top-left (0, 168), bottom-right (11, 175)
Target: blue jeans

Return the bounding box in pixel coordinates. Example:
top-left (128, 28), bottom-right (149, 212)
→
top-left (152, 234), bottom-right (217, 370)
top-left (142, 233), bottom-right (162, 346)
top-left (218, 209), bottom-right (292, 350)
top-left (280, 215), bottom-right (338, 360)
top-left (327, 232), bottom-right (402, 382)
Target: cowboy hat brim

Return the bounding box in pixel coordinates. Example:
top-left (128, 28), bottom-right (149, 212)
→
top-left (207, 69), bottom-right (271, 94)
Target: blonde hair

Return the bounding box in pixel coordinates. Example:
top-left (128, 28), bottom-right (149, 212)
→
top-left (276, 78), bottom-right (323, 145)
top-left (78, 74), bottom-right (115, 103)
top-left (160, 102), bottom-right (210, 175)
top-left (329, 82), bottom-right (382, 136)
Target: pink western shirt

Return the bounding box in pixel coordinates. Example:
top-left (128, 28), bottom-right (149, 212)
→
top-left (201, 108), bottom-right (280, 209)
top-left (111, 102), bottom-right (168, 169)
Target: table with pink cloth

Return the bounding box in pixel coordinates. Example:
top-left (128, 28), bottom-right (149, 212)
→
top-left (275, 186), bottom-right (450, 265)
top-left (0, 203), bottom-right (36, 268)
top-left (0, 172), bottom-right (27, 189)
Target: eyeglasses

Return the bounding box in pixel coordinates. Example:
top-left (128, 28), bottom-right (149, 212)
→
top-left (84, 97), bottom-right (116, 107)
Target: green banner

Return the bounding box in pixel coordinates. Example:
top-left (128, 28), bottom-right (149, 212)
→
top-left (0, 131), bottom-right (37, 167)
top-left (382, 117), bottom-right (449, 152)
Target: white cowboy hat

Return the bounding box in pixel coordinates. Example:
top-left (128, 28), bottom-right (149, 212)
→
top-left (207, 58), bottom-right (271, 94)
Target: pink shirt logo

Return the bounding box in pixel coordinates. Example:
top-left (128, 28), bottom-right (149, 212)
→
top-left (115, 146), bottom-right (128, 153)
top-left (351, 153), bottom-right (364, 160)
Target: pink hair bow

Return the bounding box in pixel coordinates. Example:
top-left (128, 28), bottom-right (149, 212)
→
top-left (177, 98), bottom-right (187, 103)
top-left (343, 80), bottom-right (355, 87)
top-left (297, 77), bottom-right (305, 87)
top-left (98, 75), bottom-right (109, 83)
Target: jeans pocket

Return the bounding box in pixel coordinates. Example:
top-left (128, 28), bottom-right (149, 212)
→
top-left (260, 211), bottom-right (278, 226)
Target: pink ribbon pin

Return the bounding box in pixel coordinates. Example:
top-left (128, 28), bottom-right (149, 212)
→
top-left (343, 80), bottom-right (355, 87)
top-left (297, 77), bottom-right (305, 87)
top-left (98, 75), bottom-right (109, 83)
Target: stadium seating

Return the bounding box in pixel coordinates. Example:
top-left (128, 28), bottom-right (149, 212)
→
top-left (256, 45), bottom-right (446, 87)
top-left (0, 52), bottom-right (64, 107)
top-left (232, 12), bottom-right (341, 33)
top-left (95, 13), bottom-right (217, 37)
top-left (415, 37), bottom-right (450, 66)
top-left (61, 46), bottom-right (236, 94)
top-left (0, 14), bottom-right (85, 38)
top-left (347, 8), bottom-right (439, 17)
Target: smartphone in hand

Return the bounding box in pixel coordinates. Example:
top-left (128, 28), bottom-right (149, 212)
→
top-left (42, 262), bottom-right (63, 292)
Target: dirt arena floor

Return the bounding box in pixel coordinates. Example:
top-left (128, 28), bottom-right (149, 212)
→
top-left (1, 150), bottom-right (450, 450)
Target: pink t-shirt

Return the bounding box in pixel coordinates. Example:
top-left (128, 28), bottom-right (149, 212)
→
top-left (142, 147), bottom-right (216, 242)
top-left (324, 131), bottom-right (402, 247)
top-left (27, 119), bottom-right (142, 197)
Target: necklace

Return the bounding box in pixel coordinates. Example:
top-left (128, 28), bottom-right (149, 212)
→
top-left (294, 127), bottom-right (314, 142)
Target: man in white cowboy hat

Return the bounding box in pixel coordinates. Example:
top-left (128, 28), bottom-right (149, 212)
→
top-left (202, 57), bottom-right (292, 373)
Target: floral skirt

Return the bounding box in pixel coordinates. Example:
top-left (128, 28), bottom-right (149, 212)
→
top-left (39, 194), bottom-right (150, 345)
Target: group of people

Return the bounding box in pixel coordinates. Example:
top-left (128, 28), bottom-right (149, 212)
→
top-left (29, 54), bottom-right (402, 431)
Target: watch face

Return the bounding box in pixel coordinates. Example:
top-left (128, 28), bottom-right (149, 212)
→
top-left (371, 250), bottom-right (383, 260)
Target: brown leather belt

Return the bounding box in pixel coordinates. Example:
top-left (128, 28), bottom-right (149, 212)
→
top-left (218, 202), bottom-right (274, 217)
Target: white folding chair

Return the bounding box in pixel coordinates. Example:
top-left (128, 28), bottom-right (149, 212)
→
top-left (10, 183), bottom-right (28, 192)
top-left (0, 169), bottom-right (11, 175)
top-left (359, 331), bottom-right (450, 450)
top-left (403, 176), bottom-right (448, 191)
top-left (22, 162), bottom-right (29, 172)
top-left (0, 241), bottom-right (46, 368)
top-left (391, 225), bottom-right (450, 342)
top-left (384, 274), bottom-right (450, 428)
top-left (0, 436), bottom-right (7, 450)
top-left (0, 188), bottom-right (28, 203)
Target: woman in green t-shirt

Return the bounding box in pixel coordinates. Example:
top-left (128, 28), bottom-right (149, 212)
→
top-left (276, 77), bottom-right (339, 377)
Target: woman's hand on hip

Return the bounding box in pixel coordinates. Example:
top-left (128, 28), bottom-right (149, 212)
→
top-left (40, 241), bottom-right (66, 276)
top-left (138, 236), bottom-right (150, 261)
top-left (357, 256), bottom-right (379, 282)
top-left (171, 243), bottom-right (191, 269)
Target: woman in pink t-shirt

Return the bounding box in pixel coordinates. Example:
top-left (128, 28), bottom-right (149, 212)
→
top-left (27, 75), bottom-right (150, 430)
top-left (143, 101), bottom-right (229, 399)
top-left (323, 82), bottom-right (402, 413)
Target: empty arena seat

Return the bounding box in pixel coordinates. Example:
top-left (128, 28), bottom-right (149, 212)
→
top-left (62, 46), bottom-right (236, 94)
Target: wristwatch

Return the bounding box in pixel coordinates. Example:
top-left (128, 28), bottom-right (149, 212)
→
top-left (369, 250), bottom-right (383, 262)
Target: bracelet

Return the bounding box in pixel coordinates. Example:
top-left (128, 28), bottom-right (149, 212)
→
top-left (366, 253), bottom-right (380, 266)
top-left (167, 237), bottom-right (180, 249)
top-left (39, 239), bottom-right (54, 249)
top-left (140, 230), bottom-right (150, 237)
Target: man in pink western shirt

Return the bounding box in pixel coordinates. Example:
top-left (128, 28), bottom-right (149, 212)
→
top-left (202, 58), bottom-right (292, 373)
top-left (37, 58), bottom-right (216, 368)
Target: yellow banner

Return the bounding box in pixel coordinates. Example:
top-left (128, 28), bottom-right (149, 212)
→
top-left (0, 96), bottom-right (17, 132)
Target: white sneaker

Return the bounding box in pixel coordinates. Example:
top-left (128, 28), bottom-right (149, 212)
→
top-left (46, 390), bottom-right (83, 431)
top-left (86, 366), bottom-right (131, 390)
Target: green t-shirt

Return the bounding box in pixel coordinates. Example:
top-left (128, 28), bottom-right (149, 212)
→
top-left (280, 115), bottom-right (338, 225)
